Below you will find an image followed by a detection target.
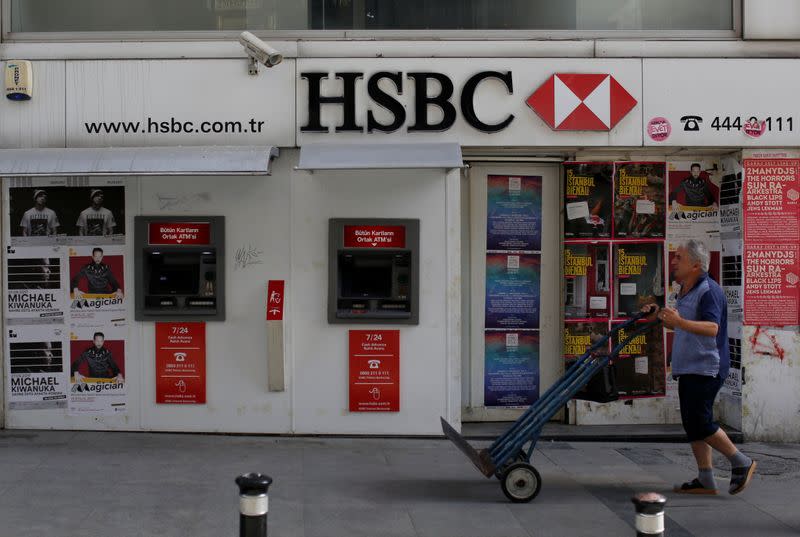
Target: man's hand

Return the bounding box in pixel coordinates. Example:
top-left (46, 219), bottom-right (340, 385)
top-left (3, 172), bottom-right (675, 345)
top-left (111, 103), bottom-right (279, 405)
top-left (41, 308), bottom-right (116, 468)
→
top-left (114, 289), bottom-right (124, 300)
top-left (114, 374), bottom-right (124, 384)
top-left (659, 306), bottom-right (682, 330)
top-left (73, 288), bottom-right (84, 299)
top-left (73, 371), bottom-right (85, 384)
top-left (640, 303), bottom-right (660, 321)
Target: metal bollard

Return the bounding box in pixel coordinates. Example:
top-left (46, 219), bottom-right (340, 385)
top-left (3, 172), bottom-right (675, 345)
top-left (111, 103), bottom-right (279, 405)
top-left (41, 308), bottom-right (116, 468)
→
top-left (236, 473), bottom-right (273, 537)
top-left (631, 492), bottom-right (667, 537)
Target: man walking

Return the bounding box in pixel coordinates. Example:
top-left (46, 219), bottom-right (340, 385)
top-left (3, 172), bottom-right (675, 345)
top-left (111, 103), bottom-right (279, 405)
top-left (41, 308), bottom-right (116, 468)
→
top-left (646, 239), bottom-right (755, 495)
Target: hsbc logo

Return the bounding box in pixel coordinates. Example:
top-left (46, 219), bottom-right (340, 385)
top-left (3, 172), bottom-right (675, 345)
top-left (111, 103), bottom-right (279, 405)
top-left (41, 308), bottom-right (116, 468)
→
top-left (527, 74), bottom-right (637, 131)
top-left (300, 70), bottom-right (636, 134)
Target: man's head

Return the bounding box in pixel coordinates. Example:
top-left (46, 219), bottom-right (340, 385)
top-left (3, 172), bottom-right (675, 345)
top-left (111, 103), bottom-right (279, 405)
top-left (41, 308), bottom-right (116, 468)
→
top-left (92, 247), bottom-right (104, 264)
top-left (93, 332), bottom-right (105, 349)
top-left (33, 189), bottom-right (47, 208)
top-left (90, 189), bottom-right (104, 209)
top-left (689, 163), bottom-right (702, 179)
top-left (671, 239), bottom-right (709, 285)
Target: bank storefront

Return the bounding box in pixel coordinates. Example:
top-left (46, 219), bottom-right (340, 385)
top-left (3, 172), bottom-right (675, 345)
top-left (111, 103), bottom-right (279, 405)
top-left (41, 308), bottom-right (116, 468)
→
top-left (1, 51), bottom-right (798, 441)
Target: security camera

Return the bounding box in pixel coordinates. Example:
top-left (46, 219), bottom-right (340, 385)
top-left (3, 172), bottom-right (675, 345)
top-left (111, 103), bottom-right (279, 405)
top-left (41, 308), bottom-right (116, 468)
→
top-left (239, 31), bottom-right (282, 74)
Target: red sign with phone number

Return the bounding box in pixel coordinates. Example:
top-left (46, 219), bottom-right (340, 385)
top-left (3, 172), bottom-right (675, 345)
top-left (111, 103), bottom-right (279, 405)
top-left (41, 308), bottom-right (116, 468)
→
top-left (349, 330), bottom-right (400, 412)
top-left (155, 322), bottom-right (206, 404)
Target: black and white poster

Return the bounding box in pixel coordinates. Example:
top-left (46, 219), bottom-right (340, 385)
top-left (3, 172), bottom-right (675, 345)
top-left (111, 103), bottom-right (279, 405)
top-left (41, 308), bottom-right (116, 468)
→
top-left (6, 325), bottom-right (68, 410)
top-left (5, 249), bottom-right (66, 325)
top-left (8, 183), bottom-right (125, 246)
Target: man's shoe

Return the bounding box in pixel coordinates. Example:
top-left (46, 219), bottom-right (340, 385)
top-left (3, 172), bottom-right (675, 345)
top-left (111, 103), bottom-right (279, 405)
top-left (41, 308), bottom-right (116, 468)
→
top-left (673, 478), bottom-right (718, 495)
top-left (729, 461), bottom-right (757, 495)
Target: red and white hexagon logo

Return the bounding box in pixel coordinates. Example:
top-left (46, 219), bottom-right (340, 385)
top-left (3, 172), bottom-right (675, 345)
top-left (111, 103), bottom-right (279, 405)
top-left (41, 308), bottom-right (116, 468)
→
top-left (526, 74), bottom-right (637, 131)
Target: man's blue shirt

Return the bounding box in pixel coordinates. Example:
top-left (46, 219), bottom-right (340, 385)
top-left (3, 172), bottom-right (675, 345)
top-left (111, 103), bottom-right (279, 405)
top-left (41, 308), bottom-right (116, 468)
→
top-left (671, 272), bottom-right (730, 379)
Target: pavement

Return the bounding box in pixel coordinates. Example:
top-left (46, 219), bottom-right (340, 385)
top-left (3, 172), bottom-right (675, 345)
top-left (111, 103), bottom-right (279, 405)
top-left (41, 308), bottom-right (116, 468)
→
top-left (1, 430), bottom-right (798, 537)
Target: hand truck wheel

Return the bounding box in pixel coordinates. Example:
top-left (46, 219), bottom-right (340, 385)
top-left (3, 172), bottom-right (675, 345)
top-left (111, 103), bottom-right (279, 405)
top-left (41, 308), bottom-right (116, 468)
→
top-left (500, 462), bottom-right (542, 503)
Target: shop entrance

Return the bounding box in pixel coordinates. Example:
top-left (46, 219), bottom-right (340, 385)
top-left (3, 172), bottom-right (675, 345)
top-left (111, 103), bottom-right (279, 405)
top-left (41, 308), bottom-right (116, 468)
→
top-left (462, 162), bottom-right (562, 422)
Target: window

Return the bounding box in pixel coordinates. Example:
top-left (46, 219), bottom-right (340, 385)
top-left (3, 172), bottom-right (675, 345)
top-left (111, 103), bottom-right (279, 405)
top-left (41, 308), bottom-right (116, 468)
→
top-left (8, 0), bottom-right (737, 34)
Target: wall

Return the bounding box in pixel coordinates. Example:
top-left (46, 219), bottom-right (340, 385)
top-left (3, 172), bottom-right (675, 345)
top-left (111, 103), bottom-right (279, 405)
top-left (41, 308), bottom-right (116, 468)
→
top-left (742, 326), bottom-right (800, 441)
top-left (744, 0), bottom-right (800, 40)
top-left (290, 166), bottom-right (458, 435)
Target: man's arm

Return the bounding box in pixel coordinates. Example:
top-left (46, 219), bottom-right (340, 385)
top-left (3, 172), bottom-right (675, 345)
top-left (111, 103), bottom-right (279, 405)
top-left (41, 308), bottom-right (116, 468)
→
top-left (71, 266), bottom-right (86, 294)
top-left (70, 351), bottom-right (87, 376)
top-left (660, 288), bottom-right (723, 337)
top-left (107, 352), bottom-right (121, 378)
top-left (104, 265), bottom-right (121, 293)
top-left (20, 213), bottom-right (29, 236)
top-left (105, 211), bottom-right (116, 236)
top-left (48, 212), bottom-right (60, 235)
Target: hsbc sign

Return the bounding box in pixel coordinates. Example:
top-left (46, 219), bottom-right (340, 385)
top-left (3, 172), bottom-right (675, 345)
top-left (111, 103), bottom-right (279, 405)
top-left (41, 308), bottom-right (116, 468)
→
top-left (296, 59), bottom-right (642, 146)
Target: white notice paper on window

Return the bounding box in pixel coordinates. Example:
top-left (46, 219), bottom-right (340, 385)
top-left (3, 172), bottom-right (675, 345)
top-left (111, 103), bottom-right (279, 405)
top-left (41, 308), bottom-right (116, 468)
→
top-left (589, 296), bottom-right (607, 310)
top-left (635, 356), bottom-right (649, 375)
top-left (620, 283), bottom-right (637, 296)
top-left (636, 199), bottom-right (656, 214)
top-left (566, 201), bottom-right (590, 221)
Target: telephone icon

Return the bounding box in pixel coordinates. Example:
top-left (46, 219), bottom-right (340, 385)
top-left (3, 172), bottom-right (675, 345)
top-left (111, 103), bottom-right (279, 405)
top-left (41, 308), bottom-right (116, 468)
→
top-left (368, 359), bottom-right (381, 369)
top-left (680, 115), bottom-right (702, 132)
top-left (173, 352), bottom-right (187, 362)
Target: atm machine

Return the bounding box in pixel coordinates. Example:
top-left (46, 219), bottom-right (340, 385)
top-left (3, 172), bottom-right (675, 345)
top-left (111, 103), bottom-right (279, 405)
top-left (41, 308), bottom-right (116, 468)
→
top-left (134, 216), bottom-right (225, 321)
top-left (328, 218), bottom-right (420, 324)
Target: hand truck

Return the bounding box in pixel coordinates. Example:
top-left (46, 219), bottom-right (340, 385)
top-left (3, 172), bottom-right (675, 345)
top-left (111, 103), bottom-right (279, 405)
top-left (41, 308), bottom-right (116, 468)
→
top-left (441, 308), bottom-right (661, 503)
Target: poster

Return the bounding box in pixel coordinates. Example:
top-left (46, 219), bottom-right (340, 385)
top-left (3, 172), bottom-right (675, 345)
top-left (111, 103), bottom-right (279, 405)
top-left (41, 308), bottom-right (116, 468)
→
top-left (8, 184), bottom-right (126, 246)
top-left (719, 158), bottom-right (743, 236)
top-left (611, 321), bottom-right (665, 397)
top-left (667, 160), bottom-right (721, 242)
top-left (744, 243), bottom-right (800, 326)
top-left (721, 322), bottom-right (743, 400)
top-left (3, 178), bottom-right (129, 414)
top-left (563, 321), bottom-right (608, 366)
top-left (721, 239), bottom-right (744, 319)
top-left (486, 174), bottom-right (542, 251)
top-left (6, 325), bottom-right (68, 410)
top-left (666, 245), bottom-right (721, 309)
top-left (485, 253), bottom-right (540, 329)
top-left (613, 242), bottom-right (665, 318)
top-left (484, 331), bottom-right (539, 407)
top-left (349, 330), bottom-right (399, 412)
top-left (613, 162), bottom-right (667, 239)
top-left (563, 243), bottom-right (611, 319)
top-left (743, 159), bottom-right (800, 244)
top-left (68, 327), bottom-right (127, 415)
top-left (156, 322), bottom-right (206, 404)
top-left (5, 249), bottom-right (66, 325)
top-left (67, 245), bottom-right (126, 326)
top-left (563, 162), bottom-right (613, 239)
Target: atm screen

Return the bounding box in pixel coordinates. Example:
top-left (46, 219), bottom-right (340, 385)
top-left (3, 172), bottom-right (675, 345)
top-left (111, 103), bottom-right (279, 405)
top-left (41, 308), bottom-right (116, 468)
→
top-left (149, 264), bottom-right (199, 295)
top-left (340, 254), bottom-right (393, 299)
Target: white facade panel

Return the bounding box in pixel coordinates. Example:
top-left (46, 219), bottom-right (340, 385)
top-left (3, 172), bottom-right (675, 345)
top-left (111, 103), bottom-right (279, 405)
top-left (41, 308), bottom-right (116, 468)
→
top-left (744, 0), bottom-right (800, 39)
top-left (643, 59), bottom-right (800, 147)
top-left (290, 167), bottom-right (453, 435)
top-left (296, 58), bottom-right (643, 148)
top-left (65, 59), bottom-right (296, 148)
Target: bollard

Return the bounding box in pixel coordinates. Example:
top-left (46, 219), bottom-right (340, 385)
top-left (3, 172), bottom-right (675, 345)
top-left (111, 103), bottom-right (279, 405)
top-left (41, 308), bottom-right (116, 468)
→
top-left (236, 473), bottom-right (273, 537)
top-left (631, 492), bottom-right (667, 537)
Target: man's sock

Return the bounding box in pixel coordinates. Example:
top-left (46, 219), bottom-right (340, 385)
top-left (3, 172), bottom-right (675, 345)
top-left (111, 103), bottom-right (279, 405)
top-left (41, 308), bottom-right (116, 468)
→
top-left (698, 468), bottom-right (716, 489)
top-left (728, 450), bottom-right (752, 469)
